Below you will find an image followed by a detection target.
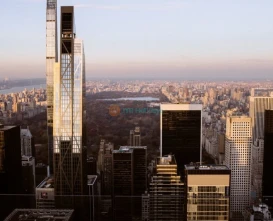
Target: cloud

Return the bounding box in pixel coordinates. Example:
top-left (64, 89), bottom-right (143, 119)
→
top-left (74, 2), bottom-right (185, 11)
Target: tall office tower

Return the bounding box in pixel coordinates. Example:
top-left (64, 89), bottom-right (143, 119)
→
top-left (112, 148), bottom-right (134, 221)
top-left (249, 89), bottom-right (273, 142)
top-left (160, 103), bottom-right (202, 175)
top-left (21, 127), bottom-right (34, 156)
top-left (225, 116), bottom-right (252, 220)
top-left (46, 0), bottom-right (58, 173)
top-left (0, 124), bottom-right (22, 220)
top-left (53, 6), bottom-right (87, 212)
top-left (147, 155), bottom-right (184, 221)
top-left (263, 110), bottom-right (273, 211)
top-left (120, 146), bottom-right (147, 219)
top-left (129, 126), bottom-right (141, 146)
top-left (185, 164), bottom-right (230, 221)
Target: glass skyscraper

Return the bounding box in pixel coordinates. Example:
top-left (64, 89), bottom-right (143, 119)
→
top-left (53, 6), bottom-right (86, 204)
top-left (46, 0), bottom-right (58, 173)
top-left (160, 103), bottom-right (202, 175)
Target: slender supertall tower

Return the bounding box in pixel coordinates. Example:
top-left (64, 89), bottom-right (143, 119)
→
top-left (46, 0), bottom-right (58, 173)
top-left (53, 6), bottom-right (86, 210)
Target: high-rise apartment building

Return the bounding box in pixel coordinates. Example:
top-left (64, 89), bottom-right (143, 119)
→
top-left (225, 116), bottom-right (252, 220)
top-left (160, 103), bottom-right (202, 175)
top-left (185, 164), bottom-right (230, 221)
top-left (147, 155), bottom-right (184, 221)
top-left (263, 109), bottom-right (273, 211)
top-left (53, 6), bottom-right (87, 210)
top-left (46, 0), bottom-right (58, 173)
top-left (129, 126), bottom-right (141, 146)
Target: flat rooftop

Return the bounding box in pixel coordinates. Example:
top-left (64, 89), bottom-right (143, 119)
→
top-left (113, 148), bottom-right (133, 154)
top-left (120, 146), bottom-right (147, 150)
top-left (0, 125), bottom-right (18, 131)
top-left (4, 209), bottom-right (74, 221)
top-left (87, 175), bottom-right (97, 186)
top-left (185, 164), bottom-right (230, 170)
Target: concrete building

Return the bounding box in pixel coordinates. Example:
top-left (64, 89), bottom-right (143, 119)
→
top-left (36, 176), bottom-right (55, 209)
top-left (225, 116), bottom-right (252, 220)
top-left (185, 164), bottom-right (230, 221)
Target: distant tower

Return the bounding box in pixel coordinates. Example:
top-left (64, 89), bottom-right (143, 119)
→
top-left (225, 116), bottom-right (252, 220)
top-left (129, 126), bottom-right (141, 146)
top-left (21, 127), bottom-right (34, 156)
top-left (262, 110), bottom-right (273, 209)
top-left (53, 6), bottom-right (86, 210)
top-left (46, 0), bottom-right (58, 174)
top-left (160, 103), bottom-right (202, 175)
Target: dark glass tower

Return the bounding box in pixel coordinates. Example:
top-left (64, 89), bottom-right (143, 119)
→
top-left (0, 125), bottom-right (22, 220)
top-left (263, 109), bottom-right (273, 211)
top-left (160, 104), bottom-right (202, 175)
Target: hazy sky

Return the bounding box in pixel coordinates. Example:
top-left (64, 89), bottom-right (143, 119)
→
top-left (1, 0), bottom-right (273, 79)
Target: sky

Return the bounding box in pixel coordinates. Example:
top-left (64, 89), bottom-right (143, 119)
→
top-left (0, 0), bottom-right (273, 80)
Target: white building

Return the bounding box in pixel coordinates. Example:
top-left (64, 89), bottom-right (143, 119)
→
top-left (225, 116), bottom-right (252, 220)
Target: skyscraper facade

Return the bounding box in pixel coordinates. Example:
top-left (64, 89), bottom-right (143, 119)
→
top-left (148, 155), bottom-right (184, 221)
top-left (46, 0), bottom-right (58, 173)
top-left (185, 164), bottom-right (230, 221)
top-left (263, 109), bottom-right (273, 210)
top-left (249, 90), bottom-right (273, 142)
top-left (160, 103), bottom-right (202, 174)
top-left (225, 116), bottom-right (252, 220)
top-left (53, 6), bottom-right (86, 205)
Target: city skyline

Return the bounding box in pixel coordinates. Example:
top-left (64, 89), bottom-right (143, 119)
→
top-left (1, 0), bottom-right (273, 79)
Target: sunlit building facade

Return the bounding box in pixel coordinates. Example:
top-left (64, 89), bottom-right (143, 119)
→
top-left (53, 6), bottom-right (86, 204)
top-left (225, 116), bottom-right (252, 220)
top-left (46, 0), bottom-right (58, 173)
top-left (185, 165), bottom-right (230, 221)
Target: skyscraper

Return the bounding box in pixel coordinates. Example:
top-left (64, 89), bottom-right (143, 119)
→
top-left (160, 103), bottom-right (202, 175)
top-left (112, 148), bottom-right (134, 221)
top-left (249, 89), bottom-right (273, 142)
top-left (0, 125), bottom-right (22, 220)
top-left (53, 5), bottom-right (86, 209)
top-left (46, 0), bottom-right (58, 173)
top-left (185, 164), bottom-right (230, 221)
top-left (148, 155), bottom-right (184, 221)
top-left (225, 116), bottom-right (252, 220)
top-left (263, 109), bottom-right (273, 211)
top-left (129, 126), bottom-right (141, 146)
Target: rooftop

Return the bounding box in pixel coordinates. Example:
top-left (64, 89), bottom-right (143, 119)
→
top-left (0, 125), bottom-right (18, 131)
top-left (185, 164), bottom-right (230, 170)
top-left (157, 155), bottom-right (177, 165)
top-left (36, 176), bottom-right (54, 189)
top-left (87, 175), bottom-right (97, 186)
top-left (113, 148), bottom-right (133, 154)
top-left (120, 146), bottom-right (147, 150)
top-left (4, 209), bottom-right (74, 221)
